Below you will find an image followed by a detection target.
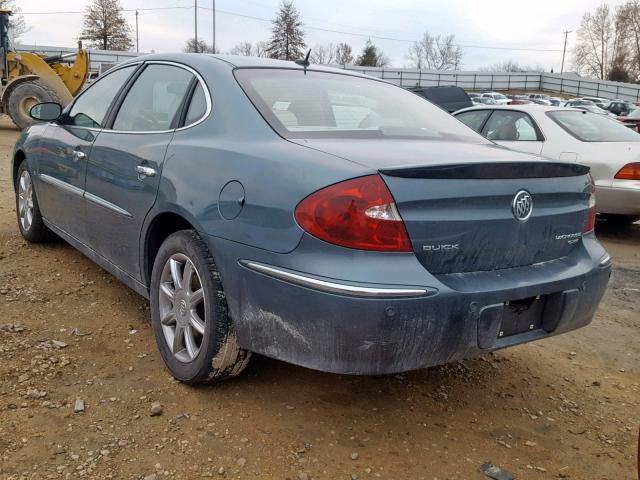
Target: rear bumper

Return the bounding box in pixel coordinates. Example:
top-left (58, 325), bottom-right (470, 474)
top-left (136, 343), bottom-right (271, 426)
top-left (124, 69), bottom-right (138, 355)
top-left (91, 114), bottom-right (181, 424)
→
top-left (206, 233), bottom-right (611, 375)
top-left (597, 180), bottom-right (640, 216)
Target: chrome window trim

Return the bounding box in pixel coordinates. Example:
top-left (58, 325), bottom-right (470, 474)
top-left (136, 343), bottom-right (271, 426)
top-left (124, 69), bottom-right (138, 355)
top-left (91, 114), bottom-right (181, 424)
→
top-left (38, 174), bottom-right (84, 197)
top-left (84, 191), bottom-right (132, 217)
top-left (241, 260), bottom-right (433, 298)
top-left (60, 60), bottom-right (212, 135)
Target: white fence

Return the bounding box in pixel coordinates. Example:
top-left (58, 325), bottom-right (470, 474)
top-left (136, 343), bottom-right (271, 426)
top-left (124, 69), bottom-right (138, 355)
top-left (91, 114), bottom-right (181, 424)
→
top-left (339, 66), bottom-right (640, 102)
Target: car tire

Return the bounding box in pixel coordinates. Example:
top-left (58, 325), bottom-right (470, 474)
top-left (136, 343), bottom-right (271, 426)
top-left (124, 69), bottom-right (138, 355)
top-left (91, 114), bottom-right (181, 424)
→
top-left (600, 214), bottom-right (640, 225)
top-left (7, 80), bottom-right (63, 130)
top-left (15, 161), bottom-right (56, 243)
top-left (150, 230), bottom-right (251, 384)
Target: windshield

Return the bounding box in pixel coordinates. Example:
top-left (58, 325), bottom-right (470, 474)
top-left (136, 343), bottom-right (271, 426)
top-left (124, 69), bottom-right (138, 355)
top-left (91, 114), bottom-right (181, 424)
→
top-left (235, 68), bottom-right (486, 141)
top-left (548, 110), bottom-right (640, 142)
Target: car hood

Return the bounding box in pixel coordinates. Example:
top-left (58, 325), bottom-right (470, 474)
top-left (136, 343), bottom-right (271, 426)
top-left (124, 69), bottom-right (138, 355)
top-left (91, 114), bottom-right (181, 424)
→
top-left (289, 138), bottom-right (545, 170)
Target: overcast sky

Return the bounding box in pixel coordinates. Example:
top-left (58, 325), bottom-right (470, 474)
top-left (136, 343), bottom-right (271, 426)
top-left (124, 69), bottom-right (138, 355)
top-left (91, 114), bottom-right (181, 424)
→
top-left (17, 0), bottom-right (630, 71)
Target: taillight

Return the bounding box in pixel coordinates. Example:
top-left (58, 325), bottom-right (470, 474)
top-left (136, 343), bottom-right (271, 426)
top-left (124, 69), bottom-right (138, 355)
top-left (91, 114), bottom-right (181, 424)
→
top-left (583, 174), bottom-right (596, 234)
top-left (295, 175), bottom-right (412, 252)
top-left (614, 162), bottom-right (640, 180)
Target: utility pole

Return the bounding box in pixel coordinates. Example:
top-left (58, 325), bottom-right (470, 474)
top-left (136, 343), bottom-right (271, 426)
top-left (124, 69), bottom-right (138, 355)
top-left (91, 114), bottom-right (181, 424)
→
top-left (212, 0), bottom-right (216, 53)
top-left (135, 10), bottom-right (139, 53)
top-left (194, 0), bottom-right (199, 53)
top-left (561, 30), bottom-right (571, 74)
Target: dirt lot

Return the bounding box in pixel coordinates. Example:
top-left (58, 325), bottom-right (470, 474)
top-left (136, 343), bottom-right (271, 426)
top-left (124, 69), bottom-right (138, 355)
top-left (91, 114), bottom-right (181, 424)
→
top-left (0, 119), bottom-right (638, 480)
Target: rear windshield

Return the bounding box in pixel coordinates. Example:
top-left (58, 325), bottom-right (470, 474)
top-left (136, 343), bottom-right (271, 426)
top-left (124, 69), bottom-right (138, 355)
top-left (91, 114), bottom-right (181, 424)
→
top-left (235, 68), bottom-right (486, 141)
top-left (548, 110), bottom-right (640, 142)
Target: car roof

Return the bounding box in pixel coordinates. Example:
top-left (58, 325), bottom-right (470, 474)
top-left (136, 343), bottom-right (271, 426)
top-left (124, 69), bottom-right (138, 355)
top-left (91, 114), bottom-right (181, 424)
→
top-left (119, 52), bottom-right (370, 77)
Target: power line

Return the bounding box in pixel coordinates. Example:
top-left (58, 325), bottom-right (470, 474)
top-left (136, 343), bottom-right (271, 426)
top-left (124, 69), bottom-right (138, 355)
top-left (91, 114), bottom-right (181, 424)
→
top-left (20, 4), bottom-right (563, 53)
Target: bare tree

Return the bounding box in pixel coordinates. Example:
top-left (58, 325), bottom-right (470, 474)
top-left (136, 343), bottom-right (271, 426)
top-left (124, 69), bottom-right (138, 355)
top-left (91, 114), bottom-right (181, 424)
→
top-left (616, 0), bottom-right (640, 80)
top-left (253, 41), bottom-right (270, 58)
top-left (1, 0), bottom-right (28, 40)
top-left (335, 42), bottom-right (354, 65)
top-left (573, 4), bottom-right (617, 79)
top-left (229, 42), bottom-right (253, 56)
top-left (479, 60), bottom-right (545, 72)
top-left (184, 38), bottom-right (217, 53)
top-left (310, 43), bottom-right (336, 64)
top-left (267, 1), bottom-right (306, 61)
top-left (81, 0), bottom-right (133, 51)
top-left (356, 40), bottom-right (388, 67)
top-left (408, 32), bottom-right (463, 70)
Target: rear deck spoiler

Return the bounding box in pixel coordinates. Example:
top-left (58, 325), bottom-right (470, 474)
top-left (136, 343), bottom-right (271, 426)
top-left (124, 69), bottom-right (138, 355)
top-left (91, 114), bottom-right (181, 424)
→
top-left (379, 162), bottom-right (590, 179)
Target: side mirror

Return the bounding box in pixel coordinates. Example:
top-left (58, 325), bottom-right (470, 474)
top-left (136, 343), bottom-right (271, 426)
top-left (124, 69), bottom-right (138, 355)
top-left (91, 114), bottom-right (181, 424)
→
top-left (29, 102), bottom-right (63, 122)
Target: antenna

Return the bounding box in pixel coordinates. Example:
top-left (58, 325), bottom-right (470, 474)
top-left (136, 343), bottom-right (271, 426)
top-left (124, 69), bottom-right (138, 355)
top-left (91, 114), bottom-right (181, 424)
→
top-left (295, 49), bottom-right (312, 68)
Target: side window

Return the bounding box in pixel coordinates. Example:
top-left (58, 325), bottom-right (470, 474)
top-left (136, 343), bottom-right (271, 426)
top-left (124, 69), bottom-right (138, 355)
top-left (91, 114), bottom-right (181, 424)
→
top-left (184, 82), bottom-right (207, 125)
top-left (113, 64), bottom-right (194, 132)
top-left (67, 65), bottom-right (136, 128)
top-left (483, 111), bottom-right (541, 141)
top-left (456, 110), bottom-right (490, 132)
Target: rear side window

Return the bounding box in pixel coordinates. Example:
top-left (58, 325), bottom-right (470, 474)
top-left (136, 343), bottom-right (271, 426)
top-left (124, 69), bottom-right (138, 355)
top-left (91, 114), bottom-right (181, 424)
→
top-left (456, 110), bottom-right (490, 132)
top-left (482, 111), bottom-right (542, 141)
top-left (184, 83), bottom-right (207, 125)
top-left (113, 64), bottom-right (193, 132)
top-left (548, 111), bottom-right (640, 142)
top-left (67, 65), bottom-right (136, 128)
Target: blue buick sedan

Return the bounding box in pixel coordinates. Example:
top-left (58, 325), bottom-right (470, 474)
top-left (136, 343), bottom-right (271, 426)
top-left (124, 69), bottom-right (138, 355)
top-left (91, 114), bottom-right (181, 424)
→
top-left (13, 54), bottom-right (610, 383)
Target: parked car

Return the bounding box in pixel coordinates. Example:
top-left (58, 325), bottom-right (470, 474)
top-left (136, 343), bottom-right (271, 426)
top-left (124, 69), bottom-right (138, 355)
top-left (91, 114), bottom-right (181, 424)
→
top-left (529, 93), bottom-right (551, 101)
top-left (570, 105), bottom-right (617, 117)
top-left (564, 100), bottom-right (594, 108)
top-left (408, 85), bottom-right (473, 113)
top-left (467, 92), bottom-right (480, 99)
top-left (481, 92), bottom-right (510, 104)
top-left (14, 54), bottom-right (611, 383)
top-left (529, 98), bottom-right (552, 105)
top-left (618, 108), bottom-right (640, 132)
top-left (607, 101), bottom-right (635, 116)
top-left (509, 99), bottom-right (534, 105)
top-left (454, 105), bottom-right (640, 223)
top-left (548, 97), bottom-right (565, 106)
top-left (473, 96), bottom-right (498, 105)
top-left (580, 96), bottom-right (611, 108)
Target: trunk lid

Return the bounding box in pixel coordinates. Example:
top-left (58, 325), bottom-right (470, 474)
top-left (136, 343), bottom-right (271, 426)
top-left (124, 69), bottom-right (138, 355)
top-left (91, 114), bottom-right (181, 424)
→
top-left (381, 162), bottom-right (591, 274)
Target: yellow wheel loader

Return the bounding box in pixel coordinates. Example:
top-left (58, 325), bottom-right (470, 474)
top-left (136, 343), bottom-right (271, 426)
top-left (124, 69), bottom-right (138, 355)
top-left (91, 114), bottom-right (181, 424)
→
top-left (0, 9), bottom-right (89, 129)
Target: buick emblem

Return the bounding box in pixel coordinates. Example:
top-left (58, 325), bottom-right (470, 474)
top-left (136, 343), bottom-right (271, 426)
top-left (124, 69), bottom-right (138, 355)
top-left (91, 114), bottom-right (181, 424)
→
top-left (512, 190), bottom-right (533, 222)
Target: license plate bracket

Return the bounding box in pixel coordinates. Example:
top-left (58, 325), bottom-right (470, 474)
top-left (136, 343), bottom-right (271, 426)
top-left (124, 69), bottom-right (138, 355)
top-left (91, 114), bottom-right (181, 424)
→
top-left (498, 296), bottom-right (546, 338)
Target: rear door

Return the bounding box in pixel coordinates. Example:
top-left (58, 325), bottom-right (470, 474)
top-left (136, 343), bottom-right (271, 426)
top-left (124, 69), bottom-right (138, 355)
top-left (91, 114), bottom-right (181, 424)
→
top-left (481, 110), bottom-right (544, 155)
top-left (84, 62), bottom-right (195, 281)
top-left (35, 65), bottom-right (138, 244)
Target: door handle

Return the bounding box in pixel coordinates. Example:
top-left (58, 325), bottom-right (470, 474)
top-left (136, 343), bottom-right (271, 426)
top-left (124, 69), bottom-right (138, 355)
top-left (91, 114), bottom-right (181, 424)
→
top-left (72, 150), bottom-right (86, 162)
top-left (135, 165), bottom-right (156, 178)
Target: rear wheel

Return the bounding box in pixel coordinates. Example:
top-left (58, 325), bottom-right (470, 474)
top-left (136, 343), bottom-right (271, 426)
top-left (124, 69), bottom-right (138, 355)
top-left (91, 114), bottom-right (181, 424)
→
top-left (15, 161), bottom-right (56, 243)
top-left (150, 230), bottom-right (251, 384)
top-left (7, 80), bottom-right (62, 130)
top-left (600, 214), bottom-right (640, 225)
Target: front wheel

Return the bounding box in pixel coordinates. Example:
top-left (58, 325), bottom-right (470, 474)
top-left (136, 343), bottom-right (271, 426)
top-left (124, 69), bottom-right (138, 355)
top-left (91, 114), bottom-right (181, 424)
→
top-left (150, 230), bottom-right (251, 384)
top-left (15, 162), bottom-right (56, 242)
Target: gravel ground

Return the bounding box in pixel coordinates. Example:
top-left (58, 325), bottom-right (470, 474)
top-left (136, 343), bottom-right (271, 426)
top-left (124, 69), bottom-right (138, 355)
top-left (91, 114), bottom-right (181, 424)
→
top-left (0, 119), bottom-right (638, 480)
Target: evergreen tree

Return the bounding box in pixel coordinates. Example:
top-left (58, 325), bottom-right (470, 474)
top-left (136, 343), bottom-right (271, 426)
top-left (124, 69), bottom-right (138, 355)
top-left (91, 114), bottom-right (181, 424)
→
top-left (356, 40), bottom-right (388, 67)
top-left (81, 0), bottom-right (133, 51)
top-left (267, 1), bottom-right (306, 61)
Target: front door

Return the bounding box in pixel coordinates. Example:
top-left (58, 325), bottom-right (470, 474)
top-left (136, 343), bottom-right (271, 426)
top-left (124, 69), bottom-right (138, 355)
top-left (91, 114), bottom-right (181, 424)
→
top-left (84, 63), bottom-right (194, 281)
top-left (34, 64), bottom-right (139, 244)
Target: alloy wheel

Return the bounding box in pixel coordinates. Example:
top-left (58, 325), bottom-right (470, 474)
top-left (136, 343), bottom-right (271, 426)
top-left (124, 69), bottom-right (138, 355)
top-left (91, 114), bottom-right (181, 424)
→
top-left (18, 170), bottom-right (34, 232)
top-left (158, 253), bottom-right (206, 363)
